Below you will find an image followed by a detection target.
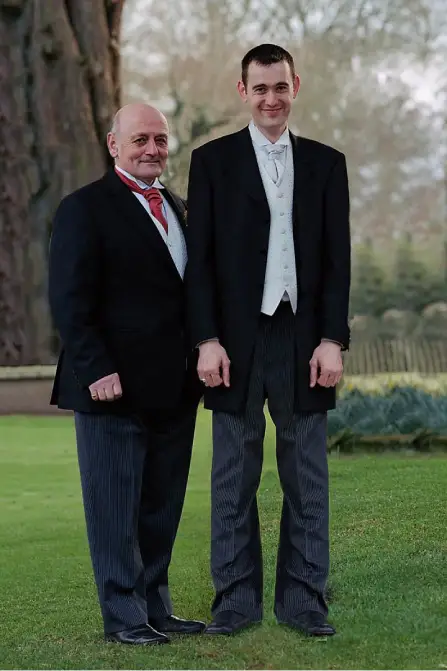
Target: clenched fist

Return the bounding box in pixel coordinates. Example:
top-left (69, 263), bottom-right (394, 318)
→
top-left (198, 341), bottom-right (231, 388)
top-left (88, 373), bottom-right (123, 402)
top-left (309, 341), bottom-right (343, 388)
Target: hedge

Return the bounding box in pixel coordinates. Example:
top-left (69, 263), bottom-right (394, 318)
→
top-left (329, 385), bottom-right (447, 452)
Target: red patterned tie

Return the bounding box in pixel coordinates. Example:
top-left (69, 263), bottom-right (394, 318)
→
top-left (115, 168), bottom-right (168, 234)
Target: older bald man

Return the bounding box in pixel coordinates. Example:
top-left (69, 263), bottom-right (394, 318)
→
top-left (49, 104), bottom-right (203, 645)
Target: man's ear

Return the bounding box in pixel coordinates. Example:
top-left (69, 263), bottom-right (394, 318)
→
top-left (237, 80), bottom-right (248, 102)
top-left (107, 132), bottom-right (119, 158)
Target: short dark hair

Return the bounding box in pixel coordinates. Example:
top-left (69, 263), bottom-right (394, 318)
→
top-left (241, 44), bottom-right (295, 88)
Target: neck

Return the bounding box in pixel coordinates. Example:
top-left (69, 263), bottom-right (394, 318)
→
top-left (253, 121), bottom-right (288, 144)
top-left (140, 178), bottom-right (155, 187)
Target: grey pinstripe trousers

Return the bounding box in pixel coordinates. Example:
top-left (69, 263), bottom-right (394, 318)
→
top-left (74, 405), bottom-right (196, 633)
top-left (211, 303), bottom-right (329, 621)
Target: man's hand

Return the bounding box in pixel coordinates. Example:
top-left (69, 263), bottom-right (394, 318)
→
top-left (198, 341), bottom-right (231, 388)
top-left (309, 341), bottom-right (343, 388)
top-left (88, 373), bottom-right (123, 401)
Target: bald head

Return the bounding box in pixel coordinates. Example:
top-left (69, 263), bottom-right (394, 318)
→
top-left (111, 103), bottom-right (168, 136)
top-left (107, 103), bottom-right (169, 185)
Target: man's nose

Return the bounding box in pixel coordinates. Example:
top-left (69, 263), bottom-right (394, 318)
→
top-left (145, 138), bottom-right (158, 154)
top-left (265, 90), bottom-right (277, 106)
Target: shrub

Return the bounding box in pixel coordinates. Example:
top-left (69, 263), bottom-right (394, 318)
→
top-left (329, 386), bottom-right (447, 437)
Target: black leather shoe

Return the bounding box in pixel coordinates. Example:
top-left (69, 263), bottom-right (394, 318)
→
top-left (105, 624), bottom-right (169, 645)
top-left (148, 614), bottom-right (206, 634)
top-left (204, 610), bottom-right (254, 635)
top-left (284, 611), bottom-right (336, 637)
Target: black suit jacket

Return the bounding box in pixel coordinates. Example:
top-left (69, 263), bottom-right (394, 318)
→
top-left (49, 169), bottom-right (199, 413)
top-left (186, 127), bottom-right (351, 413)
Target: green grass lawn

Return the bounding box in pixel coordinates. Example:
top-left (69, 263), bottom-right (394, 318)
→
top-left (0, 411), bottom-right (446, 670)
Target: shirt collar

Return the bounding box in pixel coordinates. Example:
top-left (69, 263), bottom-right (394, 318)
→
top-left (115, 165), bottom-right (164, 190)
top-left (248, 120), bottom-right (290, 149)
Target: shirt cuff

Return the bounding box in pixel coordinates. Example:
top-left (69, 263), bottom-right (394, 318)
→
top-left (196, 337), bottom-right (219, 348)
top-left (321, 338), bottom-right (343, 347)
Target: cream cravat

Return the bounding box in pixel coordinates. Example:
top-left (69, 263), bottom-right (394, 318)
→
top-left (263, 145), bottom-right (286, 184)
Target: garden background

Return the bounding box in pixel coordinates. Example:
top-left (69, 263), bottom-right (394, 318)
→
top-left (0, 1), bottom-right (446, 669)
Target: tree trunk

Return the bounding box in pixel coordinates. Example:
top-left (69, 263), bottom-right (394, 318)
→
top-left (0, 0), bottom-right (124, 365)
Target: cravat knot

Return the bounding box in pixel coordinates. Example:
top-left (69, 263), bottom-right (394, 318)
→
top-left (265, 145), bottom-right (286, 159)
top-left (115, 168), bottom-right (168, 234)
top-left (263, 144), bottom-right (286, 184)
top-left (144, 187), bottom-right (163, 208)
top-left (143, 187), bottom-right (168, 234)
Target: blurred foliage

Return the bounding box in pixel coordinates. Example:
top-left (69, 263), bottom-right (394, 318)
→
top-left (391, 235), bottom-right (446, 312)
top-left (339, 373), bottom-right (447, 396)
top-left (350, 239), bottom-right (392, 317)
top-left (328, 387), bottom-right (447, 447)
top-left (349, 238), bottom-right (447, 321)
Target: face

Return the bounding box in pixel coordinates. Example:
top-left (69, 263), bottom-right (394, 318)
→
top-left (238, 60), bottom-right (300, 133)
top-left (107, 109), bottom-right (169, 184)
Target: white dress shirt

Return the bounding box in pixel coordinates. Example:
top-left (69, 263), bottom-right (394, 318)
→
top-left (115, 166), bottom-right (187, 279)
top-left (249, 120), bottom-right (289, 182)
top-left (248, 121), bottom-right (298, 315)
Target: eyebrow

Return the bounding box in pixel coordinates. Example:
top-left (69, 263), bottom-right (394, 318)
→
top-left (253, 81), bottom-right (290, 89)
top-left (130, 132), bottom-right (168, 140)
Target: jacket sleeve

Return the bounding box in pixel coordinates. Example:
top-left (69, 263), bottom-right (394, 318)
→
top-left (48, 194), bottom-right (116, 387)
top-left (185, 149), bottom-right (219, 347)
top-left (321, 153), bottom-right (351, 350)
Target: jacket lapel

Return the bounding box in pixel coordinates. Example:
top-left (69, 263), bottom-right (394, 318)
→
top-left (289, 132), bottom-right (317, 275)
top-left (161, 186), bottom-right (188, 235)
top-left (290, 132), bottom-right (315, 226)
top-left (232, 127), bottom-right (316, 227)
top-left (102, 169), bottom-right (182, 282)
top-left (230, 128), bottom-right (270, 217)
